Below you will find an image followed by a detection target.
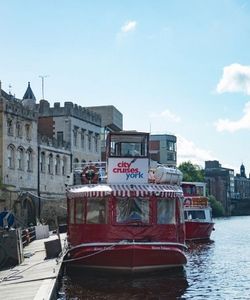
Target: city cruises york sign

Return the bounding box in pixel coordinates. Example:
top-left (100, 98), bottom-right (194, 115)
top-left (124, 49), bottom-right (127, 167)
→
top-left (107, 158), bottom-right (148, 184)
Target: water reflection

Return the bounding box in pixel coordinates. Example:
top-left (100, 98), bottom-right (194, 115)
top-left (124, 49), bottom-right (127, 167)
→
top-left (59, 267), bottom-right (188, 300)
top-left (59, 217), bottom-right (250, 299)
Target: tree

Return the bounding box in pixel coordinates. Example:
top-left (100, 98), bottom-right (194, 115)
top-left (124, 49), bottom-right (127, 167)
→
top-left (208, 195), bottom-right (225, 217)
top-left (178, 161), bottom-right (204, 182)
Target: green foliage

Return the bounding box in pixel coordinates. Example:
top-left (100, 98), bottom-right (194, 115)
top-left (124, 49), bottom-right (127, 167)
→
top-left (208, 195), bottom-right (225, 217)
top-left (178, 161), bottom-right (204, 182)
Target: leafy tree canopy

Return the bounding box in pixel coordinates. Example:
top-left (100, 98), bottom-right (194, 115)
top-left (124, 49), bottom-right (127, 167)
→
top-left (208, 195), bottom-right (225, 217)
top-left (178, 161), bottom-right (204, 182)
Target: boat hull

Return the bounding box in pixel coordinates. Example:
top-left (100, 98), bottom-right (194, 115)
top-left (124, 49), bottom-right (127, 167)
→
top-left (185, 221), bottom-right (214, 241)
top-left (64, 243), bottom-right (187, 273)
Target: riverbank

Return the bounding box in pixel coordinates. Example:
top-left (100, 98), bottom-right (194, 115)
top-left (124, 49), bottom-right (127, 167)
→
top-left (0, 232), bottom-right (66, 300)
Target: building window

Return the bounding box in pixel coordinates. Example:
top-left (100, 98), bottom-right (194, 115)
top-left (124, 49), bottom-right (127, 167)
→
top-left (17, 147), bottom-right (24, 170)
top-left (25, 124), bottom-right (31, 140)
top-left (16, 122), bottom-right (22, 137)
top-left (7, 145), bottom-right (15, 169)
top-left (7, 119), bottom-right (14, 136)
top-left (167, 152), bottom-right (175, 161)
top-left (55, 155), bottom-right (60, 175)
top-left (48, 153), bottom-right (53, 174)
top-left (57, 132), bottom-right (64, 147)
top-left (95, 134), bottom-right (99, 152)
top-left (41, 152), bottom-right (46, 173)
top-left (88, 132), bottom-right (92, 151)
top-left (73, 127), bottom-right (78, 147)
top-left (62, 157), bottom-right (67, 175)
top-left (27, 149), bottom-right (33, 172)
top-left (81, 130), bottom-right (85, 149)
top-left (167, 141), bottom-right (176, 151)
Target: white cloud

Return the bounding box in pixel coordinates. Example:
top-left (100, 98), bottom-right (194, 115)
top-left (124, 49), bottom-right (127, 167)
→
top-left (177, 135), bottom-right (214, 167)
top-left (150, 109), bottom-right (181, 123)
top-left (216, 63), bottom-right (250, 95)
top-left (215, 101), bottom-right (250, 132)
top-left (121, 20), bottom-right (137, 33)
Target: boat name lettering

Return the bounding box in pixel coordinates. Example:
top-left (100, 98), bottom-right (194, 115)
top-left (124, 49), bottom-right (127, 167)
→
top-left (151, 246), bottom-right (168, 250)
top-left (93, 247), bottom-right (105, 251)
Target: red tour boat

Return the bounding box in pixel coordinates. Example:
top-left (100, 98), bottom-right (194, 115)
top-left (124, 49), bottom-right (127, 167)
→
top-left (64, 131), bottom-right (187, 272)
top-left (181, 182), bottom-right (214, 241)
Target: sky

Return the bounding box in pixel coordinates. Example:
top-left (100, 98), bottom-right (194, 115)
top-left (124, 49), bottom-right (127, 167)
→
top-left (1, 0), bottom-right (250, 174)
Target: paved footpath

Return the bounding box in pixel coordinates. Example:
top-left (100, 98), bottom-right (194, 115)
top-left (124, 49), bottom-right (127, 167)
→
top-left (0, 232), bottom-right (67, 300)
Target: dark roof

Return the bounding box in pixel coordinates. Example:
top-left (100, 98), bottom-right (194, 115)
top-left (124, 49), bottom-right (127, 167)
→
top-left (23, 82), bottom-right (36, 100)
top-left (1, 89), bottom-right (12, 100)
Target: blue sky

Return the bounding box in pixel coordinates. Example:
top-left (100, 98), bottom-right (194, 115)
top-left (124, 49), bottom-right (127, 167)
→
top-left (1, 0), bottom-right (250, 173)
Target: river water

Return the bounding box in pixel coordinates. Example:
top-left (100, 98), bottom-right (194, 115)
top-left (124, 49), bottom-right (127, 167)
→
top-left (58, 216), bottom-right (250, 299)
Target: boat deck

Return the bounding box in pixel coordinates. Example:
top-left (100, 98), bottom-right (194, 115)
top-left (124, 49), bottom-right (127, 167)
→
top-left (0, 232), bottom-right (66, 300)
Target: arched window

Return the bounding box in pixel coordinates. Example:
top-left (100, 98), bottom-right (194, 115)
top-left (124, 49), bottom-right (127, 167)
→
top-left (25, 124), bottom-right (31, 140)
top-left (40, 151), bottom-right (46, 173)
top-left (7, 145), bottom-right (15, 169)
top-left (16, 122), bottom-right (22, 138)
top-left (7, 119), bottom-right (14, 136)
top-left (55, 155), bottom-right (60, 175)
top-left (17, 147), bottom-right (25, 170)
top-left (48, 153), bottom-right (53, 174)
top-left (27, 148), bottom-right (33, 172)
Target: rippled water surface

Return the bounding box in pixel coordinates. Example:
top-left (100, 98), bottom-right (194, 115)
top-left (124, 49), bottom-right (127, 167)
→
top-left (58, 216), bottom-right (250, 299)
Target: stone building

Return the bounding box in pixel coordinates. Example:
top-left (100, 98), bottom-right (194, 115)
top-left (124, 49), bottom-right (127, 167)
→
top-left (38, 100), bottom-right (102, 166)
top-left (0, 82), bottom-right (39, 225)
top-left (205, 160), bottom-right (234, 216)
top-left (87, 105), bottom-right (123, 160)
top-left (149, 134), bottom-right (177, 167)
top-left (0, 81), bottom-right (124, 227)
top-left (234, 164), bottom-right (250, 200)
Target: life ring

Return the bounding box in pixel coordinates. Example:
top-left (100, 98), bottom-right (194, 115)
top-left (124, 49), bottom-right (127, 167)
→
top-left (184, 198), bottom-right (192, 206)
top-left (81, 165), bottom-right (98, 184)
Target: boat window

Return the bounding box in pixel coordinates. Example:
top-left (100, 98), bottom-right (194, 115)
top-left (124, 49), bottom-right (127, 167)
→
top-left (109, 134), bottom-right (148, 157)
top-left (69, 199), bottom-right (75, 224)
top-left (86, 198), bottom-right (107, 224)
top-left (75, 199), bottom-right (85, 224)
top-left (185, 210), bottom-right (206, 220)
top-left (116, 197), bottom-right (149, 224)
top-left (157, 198), bottom-right (176, 224)
top-left (182, 185), bottom-right (196, 196)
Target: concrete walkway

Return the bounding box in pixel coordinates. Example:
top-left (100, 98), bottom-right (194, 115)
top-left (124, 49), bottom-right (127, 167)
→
top-left (0, 232), bottom-right (67, 300)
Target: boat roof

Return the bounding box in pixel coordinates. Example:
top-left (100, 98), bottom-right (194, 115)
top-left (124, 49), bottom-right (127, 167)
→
top-left (67, 183), bottom-right (183, 199)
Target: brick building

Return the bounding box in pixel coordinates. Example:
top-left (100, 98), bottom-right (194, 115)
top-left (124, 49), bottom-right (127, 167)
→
top-left (205, 160), bottom-right (234, 216)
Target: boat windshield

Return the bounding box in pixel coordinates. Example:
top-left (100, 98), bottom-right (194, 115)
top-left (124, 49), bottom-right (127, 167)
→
top-left (116, 197), bottom-right (149, 224)
top-left (184, 210), bottom-right (206, 220)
